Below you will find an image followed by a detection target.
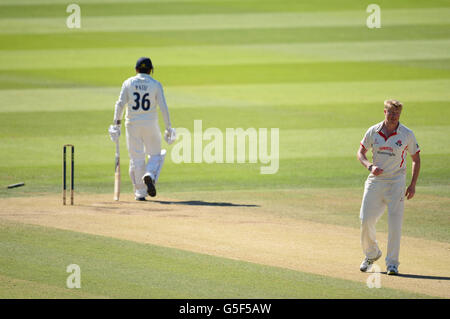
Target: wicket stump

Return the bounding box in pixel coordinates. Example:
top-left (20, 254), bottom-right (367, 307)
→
top-left (63, 144), bottom-right (74, 205)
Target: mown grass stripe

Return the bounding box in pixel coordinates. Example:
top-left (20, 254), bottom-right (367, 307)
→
top-left (1, 60), bottom-right (450, 89)
top-left (161, 79), bottom-right (450, 108)
top-left (0, 79), bottom-right (448, 113)
top-left (1, 0), bottom-right (450, 17)
top-left (0, 1), bottom-right (369, 17)
top-left (0, 0), bottom-right (212, 5)
top-left (0, 124), bottom-right (448, 164)
top-left (1, 25), bottom-right (450, 51)
top-left (1, 101), bottom-right (448, 138)
top-left (1, 40), bottom-right (449, 70)
top-left (1, 154), bottom-right (449, 195)
top-left (1, 8), bottom-right (449, 34)
top-left (1, 0), bottom-right (448, 10)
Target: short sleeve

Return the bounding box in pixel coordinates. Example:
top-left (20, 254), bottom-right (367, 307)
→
top-left (360, 128), bottom-right (373, 150)
top-left (407, 131), bottom-right (420, 155)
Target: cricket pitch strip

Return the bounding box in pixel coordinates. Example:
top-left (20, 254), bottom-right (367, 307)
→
top-left (0, 193), bottom-right (448, 298)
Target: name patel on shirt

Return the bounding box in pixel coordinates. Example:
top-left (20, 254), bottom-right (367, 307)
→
top-left (135, 85), bottom-right (148, 90)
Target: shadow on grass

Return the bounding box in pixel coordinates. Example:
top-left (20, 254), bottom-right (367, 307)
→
top-left (154, 200), bottom-right (260, 208)
top-left (380, 272), bottom-right (450, 281)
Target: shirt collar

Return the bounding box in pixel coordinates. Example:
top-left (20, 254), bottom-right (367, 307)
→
top-left (377, 121), bottom-right (401, 133)
top-left (377, 121), bottom-right (402, 141)
top-left (136, 73), bottom-right (151, 79)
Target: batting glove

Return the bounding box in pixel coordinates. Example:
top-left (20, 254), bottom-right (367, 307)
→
top-left (164, 127), bottom-right (176, 145)
top-left (108, 124), bottom-right (121, 143)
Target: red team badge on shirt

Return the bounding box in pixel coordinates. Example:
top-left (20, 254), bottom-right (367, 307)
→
top-left (395, 140), bottom-right (402, 147)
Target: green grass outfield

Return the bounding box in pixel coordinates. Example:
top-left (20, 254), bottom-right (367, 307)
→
top-left (0, 0), bottom-right (449, 298)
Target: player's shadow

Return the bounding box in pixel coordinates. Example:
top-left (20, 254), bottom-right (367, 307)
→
top-left (380, 272), bottom-right (450, 281)
top-left (154, 200), bottom-right (259, 208)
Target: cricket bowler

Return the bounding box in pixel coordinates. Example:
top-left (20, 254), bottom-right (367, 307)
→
top-left (109, 57), bottom-right (176, 200)
top-left (357, 99), bottom-right (421, 275)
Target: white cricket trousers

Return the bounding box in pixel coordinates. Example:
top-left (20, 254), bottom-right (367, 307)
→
top-left (125, 120), bottom-right (161, 198)
top-left (360, 175), bottom-right (405, 267)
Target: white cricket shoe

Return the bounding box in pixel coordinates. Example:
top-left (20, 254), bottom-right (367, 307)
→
top-left (387, 264), bottom-right (399, 275)
top-left (360, 250), bottom-right (382, 272)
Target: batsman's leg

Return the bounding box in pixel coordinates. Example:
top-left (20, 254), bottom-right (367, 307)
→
top-left (126, 124), bottom-right (147, 199)
top-left (141, 121), bottom-right (162, 197)
top-left (129, 160), bottom-right (147, 199)
top-left (145, 150), bottom-right (166, 182)
top-left (154, 149), bottom-right (166, 183)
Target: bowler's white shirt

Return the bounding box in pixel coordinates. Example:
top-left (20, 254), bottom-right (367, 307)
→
top-left (114, 73), bottom-right (171, 128)
top-left (361, 121), bottom-right (420, 180)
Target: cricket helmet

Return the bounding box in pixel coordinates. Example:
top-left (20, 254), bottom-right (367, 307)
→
top-left (135, 57), bottom-right (153, 73)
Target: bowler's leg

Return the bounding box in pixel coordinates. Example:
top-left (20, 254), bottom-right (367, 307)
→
top-left (385, 179), bottom-right (405, 267)
top-left (360, 179), bottom-right (386, 259)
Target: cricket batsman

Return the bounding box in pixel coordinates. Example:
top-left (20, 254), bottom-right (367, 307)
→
top-left (109, 57), bottom-right (176, 200)
top-left (357, 100), bottom-right (421, 275)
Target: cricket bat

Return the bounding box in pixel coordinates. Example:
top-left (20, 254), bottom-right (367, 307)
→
top-left (114, 141), bottom-right (120, 201)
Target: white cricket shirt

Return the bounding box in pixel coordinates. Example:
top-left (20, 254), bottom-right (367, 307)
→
top-left (114, 73), bottom-right (171, 128)
top-left (360, 121), bottom-right (420, 180)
